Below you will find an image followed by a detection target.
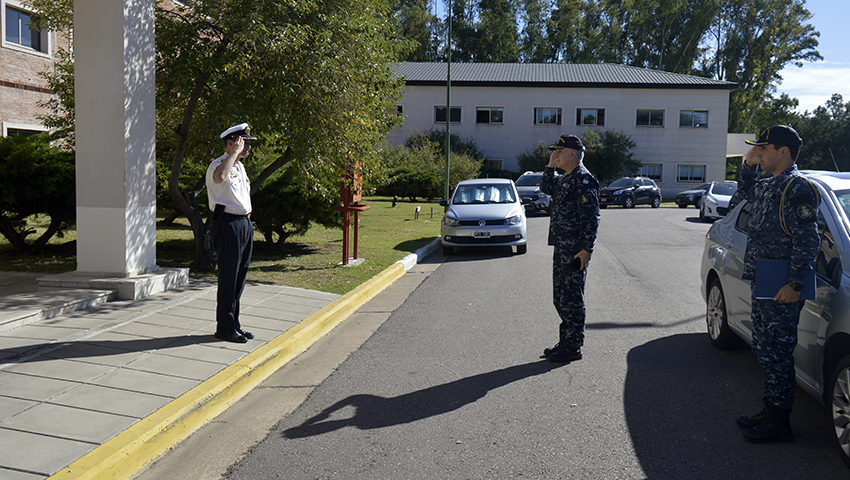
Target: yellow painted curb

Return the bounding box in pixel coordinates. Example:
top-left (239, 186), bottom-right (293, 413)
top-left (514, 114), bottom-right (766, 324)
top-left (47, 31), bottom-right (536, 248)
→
top-left (47, 262), bottom-right (406, 480)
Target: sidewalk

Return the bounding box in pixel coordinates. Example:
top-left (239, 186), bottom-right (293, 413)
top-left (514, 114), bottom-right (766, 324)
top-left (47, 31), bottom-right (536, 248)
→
top-left (0, 239), bottom-right (438, 480)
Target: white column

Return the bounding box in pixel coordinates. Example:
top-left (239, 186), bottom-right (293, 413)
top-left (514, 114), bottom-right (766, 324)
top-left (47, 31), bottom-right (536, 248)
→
top-left (74, 0), bottom-right (157, 277)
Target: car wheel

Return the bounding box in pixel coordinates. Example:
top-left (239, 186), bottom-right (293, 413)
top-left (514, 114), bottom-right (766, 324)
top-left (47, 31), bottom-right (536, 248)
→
top-left (600, 204), bottom-right (608, 209)
top-left (829, 355), bottom-right (850, 468)
top-left (651, 196), bottom-right (661, 208)
top-left (706, 278), bottom-right (743, 350)
top-left (516, 244), bottom-right (527, 254)
top-left (624, 196), bottom-right (635, 209)
top-left (442, 246), bottom-right (453, 256)
top-left (678, 203), bottom-right (688, 209)
top-left (699, 204), bottom-right (706, 221)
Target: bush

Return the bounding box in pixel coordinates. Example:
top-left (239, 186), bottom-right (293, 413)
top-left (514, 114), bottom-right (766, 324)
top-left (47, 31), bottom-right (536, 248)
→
top-left (374, 138), bottom-right (482, 201)
top-left (251, 162), bottom-right (342, 247)
top-left (581, 130), bottom-right (642, 185)
top-left (516, 141), bottom-right (551, 173)
top-left (0, 134), bottom-right (76, 253)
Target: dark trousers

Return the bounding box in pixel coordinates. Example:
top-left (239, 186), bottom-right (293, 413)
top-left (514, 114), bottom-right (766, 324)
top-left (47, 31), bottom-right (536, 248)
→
top-left (750, 282), bottom-right (804, 411)
top-left (552, 247), bottom-right (587, 350)
top-left (211, 214), bottom-right (253, 335)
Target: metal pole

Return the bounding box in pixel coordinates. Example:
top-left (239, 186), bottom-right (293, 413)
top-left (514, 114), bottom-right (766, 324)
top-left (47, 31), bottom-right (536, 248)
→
top-left (444, 1), bottom-right (452, 204)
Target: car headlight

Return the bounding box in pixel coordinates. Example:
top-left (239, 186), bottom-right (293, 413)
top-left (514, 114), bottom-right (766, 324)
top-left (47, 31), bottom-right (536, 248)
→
top-left (537, 193), bottom-right (547, 199)
top-left (505, 215), bottom-right (523, 225)
top-left (443, 216), bottom-right (460, 227)
top-left (706, 196), bottom-right (718, 206)
top-left (613, 189), bottom-right (625, 196)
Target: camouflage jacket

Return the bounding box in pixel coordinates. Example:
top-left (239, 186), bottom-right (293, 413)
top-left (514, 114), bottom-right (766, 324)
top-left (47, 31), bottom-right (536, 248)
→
top-left (736, 163), bottom-right (819, 285)
top-left (541, 164), bottom-right (600, 252)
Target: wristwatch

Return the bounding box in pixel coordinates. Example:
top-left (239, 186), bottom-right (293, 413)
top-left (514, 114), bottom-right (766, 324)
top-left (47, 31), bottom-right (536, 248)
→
top-left (789, 282), bottom-right (803, 292)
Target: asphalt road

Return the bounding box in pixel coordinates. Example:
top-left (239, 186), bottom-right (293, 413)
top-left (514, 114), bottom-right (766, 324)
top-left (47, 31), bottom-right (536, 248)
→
top-left (138, 206), bottom-right (850, 479)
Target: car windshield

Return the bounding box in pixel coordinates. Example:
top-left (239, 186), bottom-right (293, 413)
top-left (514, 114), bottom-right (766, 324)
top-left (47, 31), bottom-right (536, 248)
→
top-left (453, 184), bottom-right (517, 204)
top-left (515, 175), bottom-right (542, 186)
top-left (834, 189), bottom-right (850, 219)
top-left (711, 183), bottom-right (737, 196)
top-left (608, 178), bottom-right (633, 188)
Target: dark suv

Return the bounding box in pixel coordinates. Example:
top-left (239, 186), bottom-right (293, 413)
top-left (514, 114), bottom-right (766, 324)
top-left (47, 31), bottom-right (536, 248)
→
top-left (599, 177), bottom-right (662, 209)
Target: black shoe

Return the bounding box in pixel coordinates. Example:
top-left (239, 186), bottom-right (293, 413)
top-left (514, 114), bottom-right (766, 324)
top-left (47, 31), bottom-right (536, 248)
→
top-left (543, 343), bottom-right (560, 358)
top-left (237, 328), bottom-right (254, 340)
top-left (547, 347), bottom-right (582, 363)
top-left (215, 331), bottom-right (248, 343)
top-left (737, 400), bottom-right (770, 429)
top-left (742, 405), bottom-right (793, 444)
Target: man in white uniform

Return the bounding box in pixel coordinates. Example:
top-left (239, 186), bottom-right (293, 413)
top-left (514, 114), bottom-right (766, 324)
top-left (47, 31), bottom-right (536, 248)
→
top-left (206, 123), bottom-right (256, 343)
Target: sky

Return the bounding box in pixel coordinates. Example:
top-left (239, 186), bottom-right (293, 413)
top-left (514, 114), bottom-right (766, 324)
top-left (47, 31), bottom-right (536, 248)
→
top-left (776, 0), bottom-right (850, 114)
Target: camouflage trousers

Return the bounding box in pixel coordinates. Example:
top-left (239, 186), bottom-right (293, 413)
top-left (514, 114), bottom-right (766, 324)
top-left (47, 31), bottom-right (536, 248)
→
top-left (750, 283), bottom-right (804, 411)
top-left (553, 247), bottom-right (587, 351)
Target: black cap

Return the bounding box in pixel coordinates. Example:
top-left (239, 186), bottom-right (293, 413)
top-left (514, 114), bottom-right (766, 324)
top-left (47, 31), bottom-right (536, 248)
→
top-left (745, 125), bottom-right (801, 148)
top-left (548, 134), bottom-right (585, 151)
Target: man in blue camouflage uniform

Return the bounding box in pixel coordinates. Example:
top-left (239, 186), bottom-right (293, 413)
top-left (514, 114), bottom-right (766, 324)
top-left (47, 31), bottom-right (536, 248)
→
top-left (540, 135), bottom-right (600, 363)
top-left (734, 125), bottom-right (820, 443)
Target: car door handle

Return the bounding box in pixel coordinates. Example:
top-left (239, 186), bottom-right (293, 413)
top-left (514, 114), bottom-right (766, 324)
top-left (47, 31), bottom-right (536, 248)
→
top-left (725, 239), bottom-right (735, 247)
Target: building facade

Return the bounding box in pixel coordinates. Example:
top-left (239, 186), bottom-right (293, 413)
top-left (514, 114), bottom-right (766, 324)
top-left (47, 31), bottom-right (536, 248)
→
top-left (1, 0), bottom-right (61, 137)
top-left (387, 62), bottom-right (738, 196)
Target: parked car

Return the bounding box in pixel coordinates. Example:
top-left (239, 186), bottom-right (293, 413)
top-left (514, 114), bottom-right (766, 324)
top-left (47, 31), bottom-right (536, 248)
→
top-left (699, 181), bottom-right (738, 221)
top-left (515, 171), bottom-right (551, 215)
top-left (675, 183), bottom-right (710, 208)
top-left (599, 177), bottom-right (662, 209)
top-left (700, 171), bottom-right (850, 467)
top-left (440, 178), bottom-right (527, 255)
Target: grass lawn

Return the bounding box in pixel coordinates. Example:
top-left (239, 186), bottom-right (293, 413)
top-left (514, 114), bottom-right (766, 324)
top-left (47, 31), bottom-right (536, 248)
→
top-left (0, 197), bottom-right (443, 295)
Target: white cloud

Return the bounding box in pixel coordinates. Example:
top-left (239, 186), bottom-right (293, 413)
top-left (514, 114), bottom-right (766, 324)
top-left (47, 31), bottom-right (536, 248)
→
top-left (776, 61), bottom-right (850, 113)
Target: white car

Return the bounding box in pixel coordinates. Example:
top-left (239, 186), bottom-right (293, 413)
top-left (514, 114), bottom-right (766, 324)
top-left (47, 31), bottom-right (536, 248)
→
top-left (440, 178), bottom-right (527, 256)
top-left (700, 181), bottom-right (738, 221)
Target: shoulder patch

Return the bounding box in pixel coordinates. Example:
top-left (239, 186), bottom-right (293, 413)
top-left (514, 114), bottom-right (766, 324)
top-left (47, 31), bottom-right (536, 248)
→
top-left (580, 194), bottom-right (590, 204)
top-left (796, 203), bottom-right (816, 222)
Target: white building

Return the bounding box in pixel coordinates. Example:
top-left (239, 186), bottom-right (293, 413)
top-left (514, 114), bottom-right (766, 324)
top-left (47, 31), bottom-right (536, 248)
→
top-left (386, 62), bottom-right (739, 196)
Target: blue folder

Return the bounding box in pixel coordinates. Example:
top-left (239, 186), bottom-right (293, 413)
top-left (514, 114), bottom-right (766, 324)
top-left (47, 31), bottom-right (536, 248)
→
top-left (755, 259), bottom-right (817, 300)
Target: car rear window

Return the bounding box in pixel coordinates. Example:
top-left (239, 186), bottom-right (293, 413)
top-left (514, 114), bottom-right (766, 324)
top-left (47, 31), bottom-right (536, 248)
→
top-left (515, 175), bottom-right (542, 186)
top-left (712, 183), bottom-right (737, 196)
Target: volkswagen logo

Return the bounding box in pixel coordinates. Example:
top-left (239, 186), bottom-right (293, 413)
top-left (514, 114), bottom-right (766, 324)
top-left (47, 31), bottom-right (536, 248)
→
top-left (478, 219), bottom-right (486, 227)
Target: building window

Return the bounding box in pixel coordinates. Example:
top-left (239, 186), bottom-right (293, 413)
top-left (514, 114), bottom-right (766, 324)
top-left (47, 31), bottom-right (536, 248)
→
top-left (636, 109), bottom-right (665, 127)
top-left (638, 164), bottom-right (662, 181)
top-left (677, 165), bottom-right (706, 183)
top-left (576, 108), bottom-right (604, 126)
top-left (680, 110), bottom-right (708, 128)
top-left (435, 106), bottom-right (461, 124)
top-left (396, 105), bottom-right (403, 116)
top-left (5, 128), bottom-right (43, 137)
top-left (476, 107), bottom-right (504, 125)
top-left (5, 6), bottom-right (46, 53)
top-left (534, 108), bottom-right (561, 126)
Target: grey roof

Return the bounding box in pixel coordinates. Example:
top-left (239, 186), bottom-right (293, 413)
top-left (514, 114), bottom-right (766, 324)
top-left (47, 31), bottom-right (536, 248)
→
top-left (395, 62), bottom-right (738, 90)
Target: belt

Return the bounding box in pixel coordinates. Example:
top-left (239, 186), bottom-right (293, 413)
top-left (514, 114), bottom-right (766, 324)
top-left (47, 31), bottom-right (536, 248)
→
top-left (223, 212), bottom-right (251, 219)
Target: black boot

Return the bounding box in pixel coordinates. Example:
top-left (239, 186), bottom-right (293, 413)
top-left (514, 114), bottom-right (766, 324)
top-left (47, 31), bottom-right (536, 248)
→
top-left (742, 404), bottom-right (793, 443)
top-left (737, 399), bottom-right (770, 429)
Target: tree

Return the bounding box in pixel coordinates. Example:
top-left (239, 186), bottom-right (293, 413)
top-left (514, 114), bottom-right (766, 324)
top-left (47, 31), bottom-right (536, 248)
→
top-left (30, 0), bottom-right (406, 271)
top-left (580, 129), bottom-right (642, 185)
top-left (708, 0), bottom-right (821, 133)
top-left (519, 0), bottom-right (550, 63)
top-left (447, 0), bottom-right (479, 61)
top-left (0, 134), bottom-right (75, 254)
top-left (795, 94), bottom-right (850, 172)
top-left (393, 0), bottom-right (443, 61)
top-left (476, 0), bottom-right (521, 62)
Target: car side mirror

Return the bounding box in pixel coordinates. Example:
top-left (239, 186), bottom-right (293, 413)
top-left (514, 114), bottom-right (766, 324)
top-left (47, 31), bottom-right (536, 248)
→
top-left (439, 199), bottom-right (448, 207)
top-left (521, 197), bottom-right (532, 205)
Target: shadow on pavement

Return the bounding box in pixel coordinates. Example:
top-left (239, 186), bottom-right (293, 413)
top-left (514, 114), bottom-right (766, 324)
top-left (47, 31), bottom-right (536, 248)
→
top-left (283, 360), bottom-right (566, 438)
top-left (0, 335), bottom-right (221, 363)
top-left (625, 332), bottom-right (848, 478)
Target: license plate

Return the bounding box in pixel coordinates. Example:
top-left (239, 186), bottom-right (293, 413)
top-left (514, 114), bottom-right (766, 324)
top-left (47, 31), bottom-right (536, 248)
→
top-left (473, 231), bottom-right (491, 238)
top-left (599, 198), bottom-right (608, 203)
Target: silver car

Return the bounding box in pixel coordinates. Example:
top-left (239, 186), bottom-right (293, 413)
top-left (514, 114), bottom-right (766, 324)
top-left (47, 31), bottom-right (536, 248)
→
top-left (440, 178), bottom-right (527, 256)
top-left (699, 180), bottom-right (738, 221)
top-left (700, 171), bottom-right (850, 467)
top-left (515, 171), bottom-right (551, 215)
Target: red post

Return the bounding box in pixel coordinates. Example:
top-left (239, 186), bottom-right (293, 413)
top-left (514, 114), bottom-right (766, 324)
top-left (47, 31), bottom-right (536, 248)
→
top-left (332, 162), bottom-right (369, 265)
